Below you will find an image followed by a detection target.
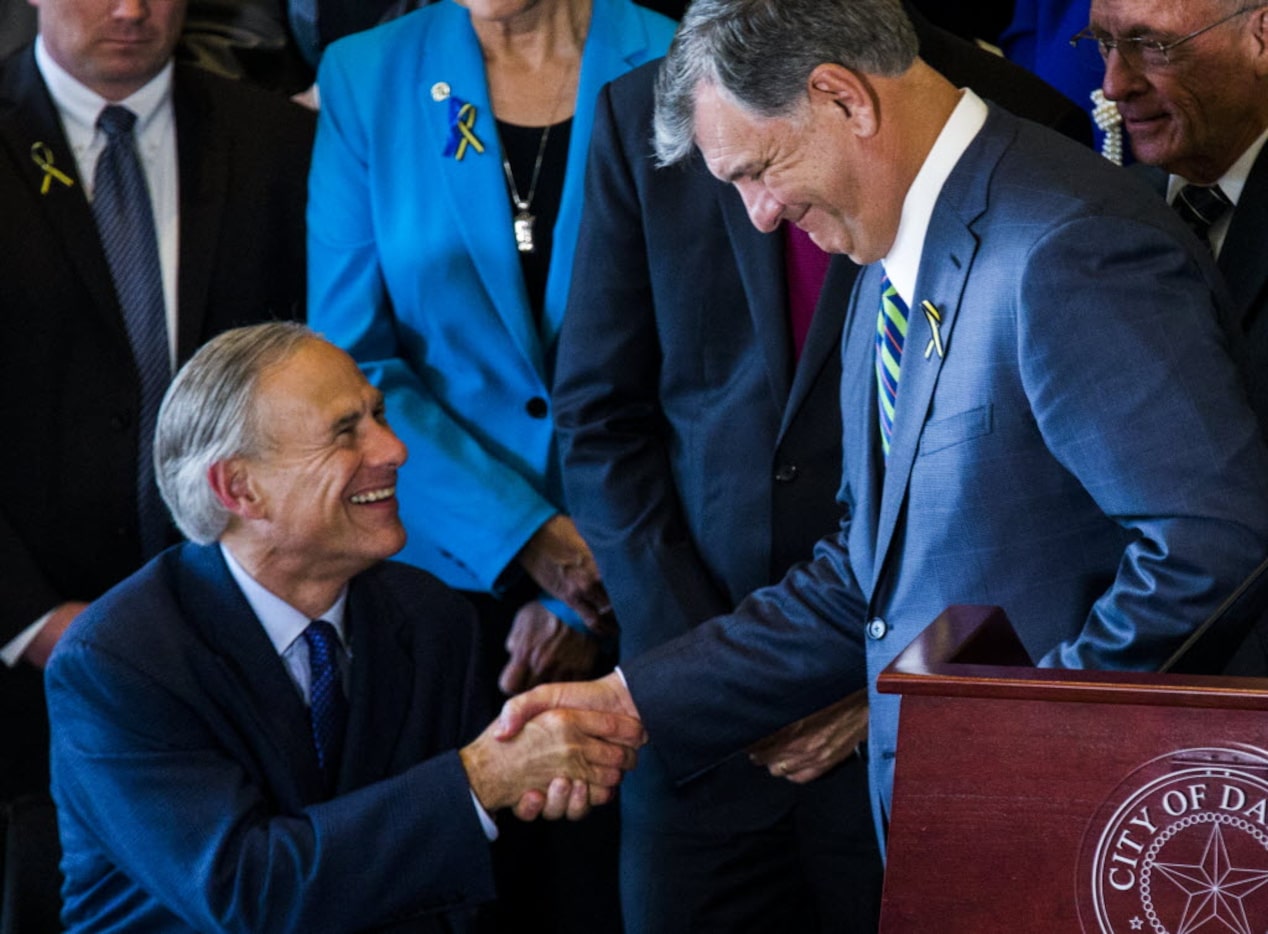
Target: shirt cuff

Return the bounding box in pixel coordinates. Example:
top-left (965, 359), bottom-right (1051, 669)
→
top-left (470, 789), bottom-right (499, 841)
top-left (1, 613), bottom-right (51, 667)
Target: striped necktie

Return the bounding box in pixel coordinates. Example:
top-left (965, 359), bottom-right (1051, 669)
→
top-left (304, 619), bottom-right (348, 793)
top-left (91, 105), bottom-right (171, 558)
top-left (1172, 183), bottom-right (1232, 253)
top-left (875, 274), bottom-right (909, 460)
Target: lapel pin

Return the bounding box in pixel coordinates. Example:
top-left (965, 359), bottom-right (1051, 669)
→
top-left (441, 96), bottom-right (484, 161)
top-left (30, 142), bottom-right (74, 195)
top-left (430, 81), bottom-right (450, 102)
top-left (921, 300), bottom-right (945, 359)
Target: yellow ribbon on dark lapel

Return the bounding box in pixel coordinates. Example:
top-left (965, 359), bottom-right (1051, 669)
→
top-left (31, 142), bottom-right (74, 195)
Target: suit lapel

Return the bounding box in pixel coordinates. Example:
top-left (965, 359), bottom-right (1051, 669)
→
top-left (177, 543), bottom-right (327, 802)
top-left (421, 5), bottom-right (542, 374)
top-left (0, 49), bottom-right (125, 341)
top-left (337, 570), bottom-right (415, 791)
top-left (869, 113), bottom-right (997, 590)
top-left (720, 187), bottom-right (793, 408)
top-left (172, 67), bottom-right (227, 362)
top-left (1221, 142), bottom-right (1268, 329)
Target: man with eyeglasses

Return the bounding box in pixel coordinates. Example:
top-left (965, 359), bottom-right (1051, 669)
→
top-left (1077, 0), bottom-right (1268, 433)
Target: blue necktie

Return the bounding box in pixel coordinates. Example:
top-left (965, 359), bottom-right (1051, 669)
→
top-left (304, 620), bottom-right (348, 792)
top-left (875, 274), bottom-right (909, 460)
top-left (91, 105), bottom-right (170, 559)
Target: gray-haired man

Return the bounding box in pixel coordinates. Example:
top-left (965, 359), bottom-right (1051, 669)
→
top-left (46, 323), bottom-right (642, 933)
top-left (504, 0), bottom-right (1268, 855)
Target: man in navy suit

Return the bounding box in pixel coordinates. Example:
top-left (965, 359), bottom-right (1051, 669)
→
top-left (1084, 0), bottom-right (1268, 433)
top-left (46, 323), bottom-right (642, 933)
top-left (552, 9), bottom-right (1090, 932)
top-left (0, 0), bottom-right (312, 803)
top-left (508, 0), bottom-right (1268, 854)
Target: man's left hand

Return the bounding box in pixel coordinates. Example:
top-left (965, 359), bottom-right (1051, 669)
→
top-left (747, 689), bottom-right (868, 784)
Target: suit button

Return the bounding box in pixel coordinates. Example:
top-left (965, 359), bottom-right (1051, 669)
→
top-left (525, 396), bottom-right (549, 419)
top-left (109, 411), bottom-right (132, 431)
top-left (866, 618), bottom-right (889, 641)
top-left (774, 463), bottom-right (798, 483)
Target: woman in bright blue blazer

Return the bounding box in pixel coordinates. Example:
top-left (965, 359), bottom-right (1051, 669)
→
top-left (307, 0), bottom-right (675, 681)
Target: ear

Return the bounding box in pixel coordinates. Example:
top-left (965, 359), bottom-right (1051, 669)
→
top-left (207, 459), bottom-right (266, 519)
top-left (1250, 6), bottom-right (1268, 65)
top-left (807, 62), bottom-right (879, 138)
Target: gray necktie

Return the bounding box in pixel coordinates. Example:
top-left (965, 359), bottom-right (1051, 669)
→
top-left (91, 105), bottom-right (171, 559)
top-left (1172, 183), bottom-right (1233, 253)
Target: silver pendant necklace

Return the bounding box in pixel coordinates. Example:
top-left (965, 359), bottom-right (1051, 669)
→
top-left (501, 124), bottom-right (552, 254)
top-left (497, 57), bottom-right (577, 254)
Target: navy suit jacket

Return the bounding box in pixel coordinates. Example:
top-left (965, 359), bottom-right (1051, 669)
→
top-left (47, 544), bottom-right (496, 933)
top-left (620, 107), bottom-right (1268, 836)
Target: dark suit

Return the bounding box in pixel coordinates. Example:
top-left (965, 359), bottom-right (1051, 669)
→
top-left (1222, 144), bottom-right (1268, 435)
top-left (47, 544), bottom-right (495, 932)
top-left (617, 108), bottom-right (1268, 854)
top-left (0, 47), bottom-right (313, 799)
top-left (552, 27), bottom-right (1091, 934)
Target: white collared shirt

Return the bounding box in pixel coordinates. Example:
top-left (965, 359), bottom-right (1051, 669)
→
top-left (220, 544), bottom-right (350, 704)
top-left (35, 36), bottom-right (180, 369)
top-left (882, 89), bottom-right (989, 308)
top-left (1167, 126), bottom-right (1268, 259)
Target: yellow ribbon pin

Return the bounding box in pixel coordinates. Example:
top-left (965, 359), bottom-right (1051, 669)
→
top-left (30, 142), bottom-right (74, 195)
top-left (922, 300), bottom-right (945, 359)
top-left (443, 99), bottom-right (485, 161)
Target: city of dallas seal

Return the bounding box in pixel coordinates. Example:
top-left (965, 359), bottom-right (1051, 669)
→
top-left (1077, 746), bottom-right (1268, 934)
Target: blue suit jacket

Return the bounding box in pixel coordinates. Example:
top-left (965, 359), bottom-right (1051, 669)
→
top-left (306, 0), bottom-right (675, 593)
top-left (47, 544), bottom-right (496, 933)
top-left (622, 107), bottom-right (1268, 839)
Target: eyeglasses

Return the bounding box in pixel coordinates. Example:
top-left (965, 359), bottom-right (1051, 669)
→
top-left (1070, 5), bottom-right (1260, 70)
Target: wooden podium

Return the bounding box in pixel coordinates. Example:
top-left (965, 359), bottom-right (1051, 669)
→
top-left (875, 605), bottom-right (1268, 933)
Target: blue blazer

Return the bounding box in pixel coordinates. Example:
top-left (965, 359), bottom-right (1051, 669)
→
top-left (622, 108), bottom-right (1268, 842)
top-left (307, 0), bottom-right (675, 592)
top-left (47, 544), bottom-right (496, 933)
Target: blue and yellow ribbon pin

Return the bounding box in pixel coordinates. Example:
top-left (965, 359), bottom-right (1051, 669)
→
top-left (30, 142), bottom-right (74, 195)
top-left (922, 300), bottom-right (945, 359)
top-left (442, 96), bottom-right (485, 161)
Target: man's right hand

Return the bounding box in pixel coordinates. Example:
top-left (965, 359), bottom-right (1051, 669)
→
top-left (459, 704), bottom-right (644, 821)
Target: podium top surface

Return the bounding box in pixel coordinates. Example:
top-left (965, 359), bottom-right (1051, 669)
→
top-left (876, 604), bottom-right (1268, 710)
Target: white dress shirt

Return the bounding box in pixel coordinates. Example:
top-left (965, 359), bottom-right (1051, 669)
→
top-left (882, 89), bottom-right (989, 308)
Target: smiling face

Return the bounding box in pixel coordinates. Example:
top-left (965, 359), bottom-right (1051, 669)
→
top-left (692, 77), bottom-right (902, 264)
top-left (233, 339), bottom-right (408, 597)
top-left (1091, 0), bottom-right (1268, 182)
top-left (30, 0), bottom-right (186, 101)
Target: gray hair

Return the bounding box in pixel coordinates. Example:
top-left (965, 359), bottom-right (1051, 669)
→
top-left (653, 0), bottom-right (918, 165)
top-left (155, 322), bottom-right (315, 544)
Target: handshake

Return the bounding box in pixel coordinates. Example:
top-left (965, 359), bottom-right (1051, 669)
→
top-left (459, 672), bottom-right (640, 822)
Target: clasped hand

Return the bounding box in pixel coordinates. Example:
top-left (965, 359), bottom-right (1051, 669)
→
top-left (461, 684), bottom-right (643, 821)
top-left (488, 672), bottom-right (643, 820)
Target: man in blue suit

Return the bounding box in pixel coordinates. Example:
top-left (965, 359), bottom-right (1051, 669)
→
top-left (45, 323), bottom-right (643, 933)
top-left (505, 0), bottom-right (1268, 850)
top-left (552, 8), bottom-right (1091, 931)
